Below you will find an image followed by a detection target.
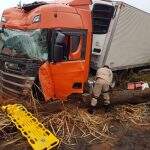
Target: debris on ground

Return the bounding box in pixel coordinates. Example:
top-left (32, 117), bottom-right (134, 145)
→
top-left (0, 97), bottom-right (149, 149)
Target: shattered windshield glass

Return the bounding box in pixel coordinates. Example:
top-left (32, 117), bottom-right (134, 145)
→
top-left (0, 29), bottom-right (50, 60)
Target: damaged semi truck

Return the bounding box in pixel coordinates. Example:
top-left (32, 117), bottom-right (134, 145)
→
top-left (0, 0), bottom-right (150, 102)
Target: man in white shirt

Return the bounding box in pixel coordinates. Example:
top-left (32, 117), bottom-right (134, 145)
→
top-left (88, 65), bottom-right (113, 114)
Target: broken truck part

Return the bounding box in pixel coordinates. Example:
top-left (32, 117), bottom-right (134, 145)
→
top-left (0, 0), bottom-right (149, 101)
top-left (2, 104), bottom-right (59, 150)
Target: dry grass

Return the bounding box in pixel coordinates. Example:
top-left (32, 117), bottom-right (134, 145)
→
top-left (0, 95), bottom-right (149, 149)
top-left (0, 72), bottom-right (149, 149)
top-left (43, 103), bottom-right (150, 147)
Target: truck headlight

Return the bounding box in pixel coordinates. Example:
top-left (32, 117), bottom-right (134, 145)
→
top-left (33, 15), bottom-right (41, 23)
top-left (1, 16), bottom-right (6, 23)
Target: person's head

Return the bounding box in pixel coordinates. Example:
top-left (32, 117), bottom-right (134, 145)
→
top-left (103, 65), bottom-right (110, 69)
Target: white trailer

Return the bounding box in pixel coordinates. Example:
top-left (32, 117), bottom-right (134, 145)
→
top-left (91, 0), bottom-right (150, 70)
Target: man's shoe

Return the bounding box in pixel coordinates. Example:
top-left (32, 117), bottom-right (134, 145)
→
top-left (104, 105), bottom-right (113, 113)
top-left (104, 100), bottom-right (110, 106)
top-left (87, 106), bottom-right (96, 114)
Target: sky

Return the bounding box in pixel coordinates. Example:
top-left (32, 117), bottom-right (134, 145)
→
top-left (0, 0), bottom-right (150, 16)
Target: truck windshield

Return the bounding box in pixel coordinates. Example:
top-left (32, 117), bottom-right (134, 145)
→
top-left (0, 29), bottom-right (50, 60)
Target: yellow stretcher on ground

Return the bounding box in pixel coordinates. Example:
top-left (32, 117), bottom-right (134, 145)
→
top-left (2, 104), bottom-right (59, 150)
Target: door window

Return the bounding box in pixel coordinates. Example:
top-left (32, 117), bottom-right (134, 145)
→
top-left (51, 30), bottom-right (87, 62)
top-left (70, 35), bottom-right (80, 53)
top-left (69, 34), bottom-right (81, 61)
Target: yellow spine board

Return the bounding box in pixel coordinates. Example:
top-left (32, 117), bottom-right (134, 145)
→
top-left (2, 104), bottom-right (59, 150)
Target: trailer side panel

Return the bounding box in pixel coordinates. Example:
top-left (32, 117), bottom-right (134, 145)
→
top-left (104, 3), bottom-right (150, 70)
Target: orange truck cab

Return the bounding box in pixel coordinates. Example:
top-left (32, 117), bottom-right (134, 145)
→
top-left (0, 0), bottom-right (93, 101)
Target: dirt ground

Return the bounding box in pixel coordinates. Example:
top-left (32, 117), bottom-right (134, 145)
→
top-left (0, 93), bottom-right (150, 150)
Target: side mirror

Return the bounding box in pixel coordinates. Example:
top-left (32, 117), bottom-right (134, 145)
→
top-left (53, 44), bottom-right (64, 62)
top-left (55, 32), bottom-right (65, 44)
top-left (52, 31), bottom-right (66, 62)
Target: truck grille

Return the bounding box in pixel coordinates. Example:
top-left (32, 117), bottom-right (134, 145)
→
top-left (0, 56), bottom-right (42, 96)
top-left (2, 72), bottom-right (25, 85)
top-left (3, 80), bottom-right (23, 92)
top-left (0, 70), bottom-right (35, 96)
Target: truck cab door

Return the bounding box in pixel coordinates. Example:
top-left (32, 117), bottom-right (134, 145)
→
top-left (39, 29), bottom-right (87, 101)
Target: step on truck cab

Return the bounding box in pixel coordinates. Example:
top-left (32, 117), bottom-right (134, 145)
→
top-left (0, 0), bottom-right (93, 101)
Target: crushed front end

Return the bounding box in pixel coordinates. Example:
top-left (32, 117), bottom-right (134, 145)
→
top-left (0, 29), bottom-right (48, 97)
top-left (0, 57), bottom-right (41, 97)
